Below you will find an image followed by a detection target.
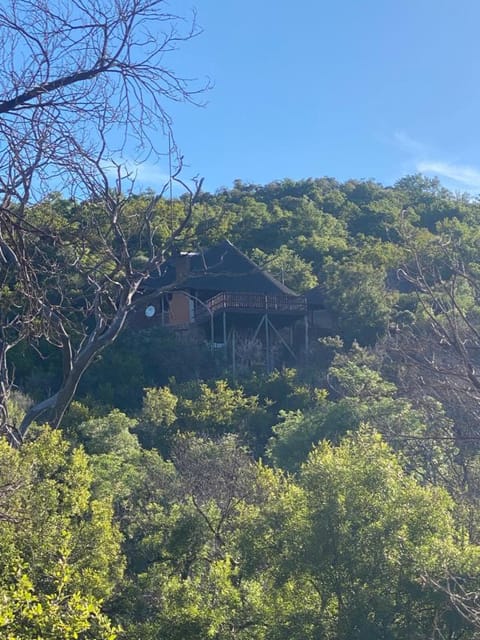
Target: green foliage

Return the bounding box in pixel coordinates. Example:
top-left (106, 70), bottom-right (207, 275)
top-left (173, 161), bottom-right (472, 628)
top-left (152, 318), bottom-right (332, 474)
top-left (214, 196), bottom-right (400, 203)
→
top-left (0, 429), bottom-right (123, 638)
top-left (0, 570), bottom-right (119, 640)
top-left (136, 386), bottom-right (179, 452)
top-left (126, 557), bottom-right (269, 640)
top-left (175, 380), bottom-right (270, 450)
top-left (395, 173), bottom-right (474, 229)
top-left (298, 427), bottom-right (464, 639)
top-left (268, 350), bottom-right (456, 478)
top-left (71, 410), bottom-right (140, 456)
top-left (242, 367), bottom-right (318, 415)
top-left (250, 245), bottom-right (318, 293)
top-left (10, 174), bottom-right (480, 638)
top-left (323, 257), bottom-right (397, 345)
top-left (178, 380), bottom-right (255, 430)
top-left (290, 210), bottom-right (349, 264)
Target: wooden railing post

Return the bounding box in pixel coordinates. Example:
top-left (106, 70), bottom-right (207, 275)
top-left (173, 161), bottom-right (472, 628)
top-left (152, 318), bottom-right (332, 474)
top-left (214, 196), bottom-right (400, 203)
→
top-left (193, 292), bottom-right (307, 322)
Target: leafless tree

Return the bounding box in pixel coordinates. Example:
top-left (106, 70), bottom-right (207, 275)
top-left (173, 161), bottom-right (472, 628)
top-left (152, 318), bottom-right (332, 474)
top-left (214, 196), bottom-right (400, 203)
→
top-left (172, 434), bottom-right (259, 553)
top-left (0, 0), bottom-right (209, 441)
top-left (387, 222), bottom-right (480, 444)
top-left (380, 219), bottom-right (480, 543)
top-left (426, 574), bottom-right (480, 636)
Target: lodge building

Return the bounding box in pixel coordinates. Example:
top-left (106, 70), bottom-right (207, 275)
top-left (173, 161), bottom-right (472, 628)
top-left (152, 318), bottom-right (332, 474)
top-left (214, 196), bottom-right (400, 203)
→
top-left (133, 240), bottom-right (331, 373)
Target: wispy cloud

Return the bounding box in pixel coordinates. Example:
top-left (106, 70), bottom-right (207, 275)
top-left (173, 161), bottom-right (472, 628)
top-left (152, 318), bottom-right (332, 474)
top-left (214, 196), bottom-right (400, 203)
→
top-left (102, 159), bottom-right (170, 187)
top-left (417, 161), bottom-right (480, 190)
top-left (392, 130), bottom-right (480, 192)
top-left (393, 130), bottom-right (427, 156)
top-left (100, 158), bottom-right (193, 196)
top-left (128, 161), bottom-right (171, 187)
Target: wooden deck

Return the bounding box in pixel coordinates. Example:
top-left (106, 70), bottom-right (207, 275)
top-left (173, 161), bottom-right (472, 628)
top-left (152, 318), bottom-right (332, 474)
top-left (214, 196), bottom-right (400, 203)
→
top-left (194, 291), bottom-right (307, 322)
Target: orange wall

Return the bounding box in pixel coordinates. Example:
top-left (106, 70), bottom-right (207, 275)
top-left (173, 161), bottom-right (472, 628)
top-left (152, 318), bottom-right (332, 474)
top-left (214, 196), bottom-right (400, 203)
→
top-left (169, 292), bottom-right (191, 325)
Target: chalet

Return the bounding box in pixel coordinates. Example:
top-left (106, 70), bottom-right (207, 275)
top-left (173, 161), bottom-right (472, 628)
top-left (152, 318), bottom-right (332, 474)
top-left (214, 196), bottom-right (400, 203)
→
top-left (133, 240), bottom-right (331, 372)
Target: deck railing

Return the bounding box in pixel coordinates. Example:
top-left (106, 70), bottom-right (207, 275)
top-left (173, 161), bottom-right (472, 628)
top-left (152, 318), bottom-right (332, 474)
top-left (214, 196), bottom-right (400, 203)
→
top-left (194, 291), bottom-right (307, 322)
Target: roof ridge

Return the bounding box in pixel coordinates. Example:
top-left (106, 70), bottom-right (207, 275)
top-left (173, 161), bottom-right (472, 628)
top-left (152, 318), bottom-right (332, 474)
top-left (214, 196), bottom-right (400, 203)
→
top-left (220, 239), bottom-right (298, 296)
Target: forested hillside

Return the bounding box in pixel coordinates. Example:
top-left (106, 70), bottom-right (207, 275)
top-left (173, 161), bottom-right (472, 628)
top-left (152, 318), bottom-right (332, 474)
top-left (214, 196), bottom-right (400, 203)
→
top-left (5, 174), bottom-right (480, 638)
top-left (2, 2), bottom-right (480, 637)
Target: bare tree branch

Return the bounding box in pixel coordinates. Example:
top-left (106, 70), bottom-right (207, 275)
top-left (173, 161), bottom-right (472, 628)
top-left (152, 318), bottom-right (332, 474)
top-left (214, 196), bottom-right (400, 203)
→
top-left (0, 0), bottom-right (208, 436)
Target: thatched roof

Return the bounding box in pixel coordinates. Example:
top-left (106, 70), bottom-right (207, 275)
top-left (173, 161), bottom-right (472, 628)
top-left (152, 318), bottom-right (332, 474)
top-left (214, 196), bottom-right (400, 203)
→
top-left (147, 240), bottom-right (298, 296)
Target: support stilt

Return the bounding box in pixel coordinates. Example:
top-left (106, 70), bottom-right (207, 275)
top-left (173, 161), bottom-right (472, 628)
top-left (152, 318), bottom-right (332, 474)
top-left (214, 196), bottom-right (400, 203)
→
top-left (252, 315), bottom-right (266, 342)
top-left (265, 312), bottom-right (270, 372)
top-left (304, 314), bottom-right (309, 362)
top-left (268, 319), bottom-right (297, 360)
top-left (232, 327), bottom-right (236, 381)
top-left (223, 312), bottom-right (227, 361)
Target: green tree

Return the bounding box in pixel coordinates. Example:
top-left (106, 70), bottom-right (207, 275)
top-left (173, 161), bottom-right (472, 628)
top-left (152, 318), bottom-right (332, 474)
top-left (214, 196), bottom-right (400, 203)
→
top-left (136, 386), bottom-right (179, 453)
top-left (175, 380), bottom-right (269, 450)
top-left (0, 429), bottom-right (123, 638)
top-left (298, 427), bottom-right (466, 639)
top-left (250, 246), bottom-right (318, 293)
top-left (116, 435), bottom-right (272, 639)
top-left (323, 258), bottom-right (397, 344)
top-left (268, 351), bottom-right (455, 480)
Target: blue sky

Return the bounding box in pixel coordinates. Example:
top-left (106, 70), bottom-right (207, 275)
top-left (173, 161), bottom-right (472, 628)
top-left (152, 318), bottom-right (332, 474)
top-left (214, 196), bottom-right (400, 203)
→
top-left (140, 0), bottom-right (480, 194)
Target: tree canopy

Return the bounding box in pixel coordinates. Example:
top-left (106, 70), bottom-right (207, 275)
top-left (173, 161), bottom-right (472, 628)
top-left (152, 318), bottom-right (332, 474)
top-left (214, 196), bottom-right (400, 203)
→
top-left (3, 7), bottom-right (480, 630)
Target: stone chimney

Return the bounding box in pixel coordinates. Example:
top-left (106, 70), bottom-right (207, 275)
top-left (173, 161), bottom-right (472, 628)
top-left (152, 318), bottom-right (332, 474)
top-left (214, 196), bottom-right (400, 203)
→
top-left (175, 254), bottom-right (190, 284)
